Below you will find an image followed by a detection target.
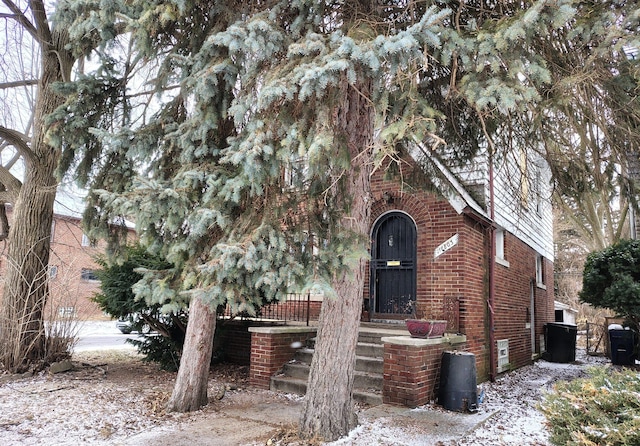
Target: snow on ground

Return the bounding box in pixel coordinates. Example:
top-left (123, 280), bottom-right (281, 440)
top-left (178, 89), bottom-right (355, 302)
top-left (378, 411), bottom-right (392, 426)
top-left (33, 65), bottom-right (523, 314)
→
top-left (324, 349), bottom-right (610, 446)
top-left (452, 350), bottom-right (609, 446)
top-left (0, 322), bottom-right (613, 446)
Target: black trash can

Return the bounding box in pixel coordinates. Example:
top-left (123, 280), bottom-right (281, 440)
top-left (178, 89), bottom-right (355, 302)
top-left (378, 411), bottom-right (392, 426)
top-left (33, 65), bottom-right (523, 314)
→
top-left (439, 351), bottom-right (477, 412)
top-left (609, 329), bottom-right (637, 366)
top-left (544, 323), bottom-right (577, 363)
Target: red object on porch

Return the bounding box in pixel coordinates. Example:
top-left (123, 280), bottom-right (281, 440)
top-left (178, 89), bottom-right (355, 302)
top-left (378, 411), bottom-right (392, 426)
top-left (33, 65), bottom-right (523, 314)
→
top-left (405, 319), bottom-right (447, 338)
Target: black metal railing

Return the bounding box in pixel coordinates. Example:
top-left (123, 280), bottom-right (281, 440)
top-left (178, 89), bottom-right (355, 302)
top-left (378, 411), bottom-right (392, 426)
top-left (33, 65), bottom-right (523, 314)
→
top-left (257, 293), bottom-right (312, 325)
top-left (220, 293), bottom-right (313, 326)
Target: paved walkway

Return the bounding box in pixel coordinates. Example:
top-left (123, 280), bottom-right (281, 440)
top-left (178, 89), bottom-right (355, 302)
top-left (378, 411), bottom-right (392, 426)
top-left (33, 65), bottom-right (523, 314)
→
top-left (119, 396), bottom-right (494, 446)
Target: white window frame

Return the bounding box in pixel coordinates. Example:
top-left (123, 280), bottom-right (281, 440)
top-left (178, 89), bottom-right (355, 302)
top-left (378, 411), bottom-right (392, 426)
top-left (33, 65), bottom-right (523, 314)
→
top-left (81, 268), bottom-right (98, 281)
top-left (536, 255), bottom-right (546, 289)
top-left (495, 229), bottom-right (510, 267)
top-left (58, 306), bottom-right (77, 318)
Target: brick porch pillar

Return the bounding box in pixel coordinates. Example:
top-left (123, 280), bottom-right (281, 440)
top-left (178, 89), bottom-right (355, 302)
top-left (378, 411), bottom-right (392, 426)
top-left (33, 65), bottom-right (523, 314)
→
top-left (248, 326), bottom-right (317, 389)
top-left (381, 334), bottom-right (467, 407)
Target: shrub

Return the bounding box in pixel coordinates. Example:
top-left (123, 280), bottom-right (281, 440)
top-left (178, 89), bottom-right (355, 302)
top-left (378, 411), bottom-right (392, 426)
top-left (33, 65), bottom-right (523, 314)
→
top-left (581, 239), bottom-right (640, 331)
top-left (540, 366), bottom-right (640, 445)
top-left (92, 243), bottom-right (187, 370)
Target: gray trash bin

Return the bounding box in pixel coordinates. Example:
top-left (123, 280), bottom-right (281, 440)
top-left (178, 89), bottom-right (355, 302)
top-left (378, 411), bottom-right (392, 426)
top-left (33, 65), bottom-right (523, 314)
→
top-left (439, 351), bottom-right (477, 412)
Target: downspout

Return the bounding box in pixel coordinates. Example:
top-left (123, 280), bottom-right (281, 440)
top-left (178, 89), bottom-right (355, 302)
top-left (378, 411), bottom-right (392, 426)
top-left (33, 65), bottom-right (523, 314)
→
top-left (488, 152), bottom-right (497, 382)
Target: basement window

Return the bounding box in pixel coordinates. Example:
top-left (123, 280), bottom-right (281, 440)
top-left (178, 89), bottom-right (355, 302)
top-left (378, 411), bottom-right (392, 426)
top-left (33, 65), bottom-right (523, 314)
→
top-left (58, 306), bottom-right (77, 317)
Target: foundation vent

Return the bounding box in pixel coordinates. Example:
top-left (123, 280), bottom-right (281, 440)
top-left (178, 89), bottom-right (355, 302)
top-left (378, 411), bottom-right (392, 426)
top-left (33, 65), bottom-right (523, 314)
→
top-left (497, 339), bottom-right (510, 373)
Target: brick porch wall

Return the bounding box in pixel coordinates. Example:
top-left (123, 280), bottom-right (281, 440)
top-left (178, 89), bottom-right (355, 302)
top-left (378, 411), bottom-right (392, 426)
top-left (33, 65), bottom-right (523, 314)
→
top-left (382, 334), bottom-right (467, 407)
top-left (248, 326), bottom-right (317, 389)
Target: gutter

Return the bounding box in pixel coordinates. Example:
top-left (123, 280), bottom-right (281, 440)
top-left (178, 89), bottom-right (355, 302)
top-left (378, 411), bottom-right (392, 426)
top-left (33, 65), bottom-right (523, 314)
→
top-left (488, 155), bottom-right (496, 382)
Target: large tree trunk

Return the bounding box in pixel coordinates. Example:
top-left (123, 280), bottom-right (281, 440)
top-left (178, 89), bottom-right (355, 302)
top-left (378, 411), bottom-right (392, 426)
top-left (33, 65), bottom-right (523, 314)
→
top-left (300, 77), bottom-right (374, 441)
top-left (0, 179), bottom-right (57, 372)
top-left (0, 26), bottom-right (74, 373)
top-left (166, 296), bottom-right (217, 412)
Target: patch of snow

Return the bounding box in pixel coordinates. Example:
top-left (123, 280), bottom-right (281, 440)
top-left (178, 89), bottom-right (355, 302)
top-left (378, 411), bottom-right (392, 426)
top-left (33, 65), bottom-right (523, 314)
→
top-left (0, 341), bottom-right (612, 446)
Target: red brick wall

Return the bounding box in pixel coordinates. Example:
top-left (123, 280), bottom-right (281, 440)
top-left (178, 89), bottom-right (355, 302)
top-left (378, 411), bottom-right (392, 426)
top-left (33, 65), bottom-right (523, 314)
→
top-left (0, 211), bottom-right (118, 321)
top-left (216, 320), bottom-right (253, 365)
top-left (249, 327), bottom-right (317, 389)
top-left (493, 232), bottom-right (555, 370)
top-left (47, 215), bottom-right (106, 320)
top-left (383, 338), bottom-right (468, 407)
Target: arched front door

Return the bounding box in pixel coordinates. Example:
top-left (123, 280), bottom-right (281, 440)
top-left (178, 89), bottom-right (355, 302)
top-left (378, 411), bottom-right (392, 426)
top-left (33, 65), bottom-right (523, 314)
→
top-left (370, 212), bottom-right (417, 317)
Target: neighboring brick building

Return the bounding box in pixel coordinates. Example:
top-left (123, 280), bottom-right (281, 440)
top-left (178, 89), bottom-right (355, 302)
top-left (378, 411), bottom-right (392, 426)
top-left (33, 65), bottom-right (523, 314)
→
top-left (364, 146), bottom-right (555, 381)
top-left (44, 211), bottom-right (108, 320)
top-left (0, 189), bottom-right (133, 321)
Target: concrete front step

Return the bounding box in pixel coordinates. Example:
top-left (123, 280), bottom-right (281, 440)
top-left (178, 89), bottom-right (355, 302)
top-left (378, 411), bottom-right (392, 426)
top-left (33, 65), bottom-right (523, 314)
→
top-left (270, 375), bottom-right (383, 406)
top-left (269, 324), bottom-right (409, 406)
top-left (305, 325), bottom-right (409, 348)
top-left (294, 347), bottom-right (384, 369)
top-left (291, 349), bottom-right (383, 374)
top-left (278, 362), bottom-right (383, 389)
top-left (357, 324), bottom-right (409, 344)
top-left (357, 342), bottom-right (384, 359)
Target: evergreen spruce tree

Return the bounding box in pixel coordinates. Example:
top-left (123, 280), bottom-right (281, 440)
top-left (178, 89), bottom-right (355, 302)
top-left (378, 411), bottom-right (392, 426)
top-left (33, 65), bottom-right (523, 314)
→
top-left (53, 0), bottom-right (640, 441)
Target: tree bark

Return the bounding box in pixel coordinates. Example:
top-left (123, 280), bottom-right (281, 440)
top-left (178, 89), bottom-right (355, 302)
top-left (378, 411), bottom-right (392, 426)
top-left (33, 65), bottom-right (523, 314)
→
top-left (299, 77), bottom-right (374, 441)
top-left (166, 296), bottom-right (217, 412)
top-left (0, 26), bottom-right (74, 372)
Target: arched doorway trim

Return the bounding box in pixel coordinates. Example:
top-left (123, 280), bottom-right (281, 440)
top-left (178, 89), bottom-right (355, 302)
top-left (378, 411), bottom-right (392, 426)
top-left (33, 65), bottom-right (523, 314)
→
top-left (370, 211), bottom-right (417, 318)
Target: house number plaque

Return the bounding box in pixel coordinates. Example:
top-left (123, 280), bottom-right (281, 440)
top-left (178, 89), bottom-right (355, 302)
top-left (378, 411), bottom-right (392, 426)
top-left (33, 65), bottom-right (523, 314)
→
top-left (434, 234), bottom-right (459, 259)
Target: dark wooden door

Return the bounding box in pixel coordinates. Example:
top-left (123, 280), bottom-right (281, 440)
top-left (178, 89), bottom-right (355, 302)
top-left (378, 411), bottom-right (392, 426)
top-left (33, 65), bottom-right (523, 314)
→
top-left (370, 212), bottom-right (417, 316)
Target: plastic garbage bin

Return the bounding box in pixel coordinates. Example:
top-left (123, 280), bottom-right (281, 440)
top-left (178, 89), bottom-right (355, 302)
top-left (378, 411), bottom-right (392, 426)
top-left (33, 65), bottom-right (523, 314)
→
top-left (609, 329), bottom-right (637, 366)
top-left (439, 351), bottom-right (477, 412)
top-left (544, 323), bottom-right (577, 363)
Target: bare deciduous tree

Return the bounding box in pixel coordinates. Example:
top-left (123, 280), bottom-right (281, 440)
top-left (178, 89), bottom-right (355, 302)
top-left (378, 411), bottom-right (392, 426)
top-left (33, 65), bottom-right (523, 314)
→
top-left (0, 0), bottom-right (75, 372)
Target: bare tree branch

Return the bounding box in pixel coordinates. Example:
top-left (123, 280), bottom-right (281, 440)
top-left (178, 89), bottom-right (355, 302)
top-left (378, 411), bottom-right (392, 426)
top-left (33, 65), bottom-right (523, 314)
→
top-left (1, 0), bottom-right (37, 39)
top-left (0, 190), bottom-right (15, 203)
top-left (0, 80), bottom-right (39, 89)
top-left (0, 165), bottom-right (22, 197)
top-left (0, 126), bottom-right (36, 165)
top-left (28, 0), bottom-right (52, 46)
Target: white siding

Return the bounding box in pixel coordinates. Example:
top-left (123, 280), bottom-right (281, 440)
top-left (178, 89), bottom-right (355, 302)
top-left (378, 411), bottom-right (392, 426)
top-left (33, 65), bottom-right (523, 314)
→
top-left (446, 147), bottom-right (554, 262)
top-left (413, 141), bottom-right (554, 262)
top-left (491, 150), bottom-right (554, 261)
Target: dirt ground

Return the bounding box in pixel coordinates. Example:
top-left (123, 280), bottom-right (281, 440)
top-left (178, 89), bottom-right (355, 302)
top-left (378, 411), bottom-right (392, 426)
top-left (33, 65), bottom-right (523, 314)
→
top-left (0, 347), bottom-right (611, 445)
top-left (0, 350), bottom-right (302, 445)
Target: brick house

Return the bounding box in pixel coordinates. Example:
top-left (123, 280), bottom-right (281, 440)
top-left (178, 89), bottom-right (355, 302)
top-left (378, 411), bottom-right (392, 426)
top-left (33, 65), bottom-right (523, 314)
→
top-left (249, 144), bottom-right (555, 404)
top-left (0, 188), bottom-right (129, 321)
top-left (363, 145), bottom-right (555, 381)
